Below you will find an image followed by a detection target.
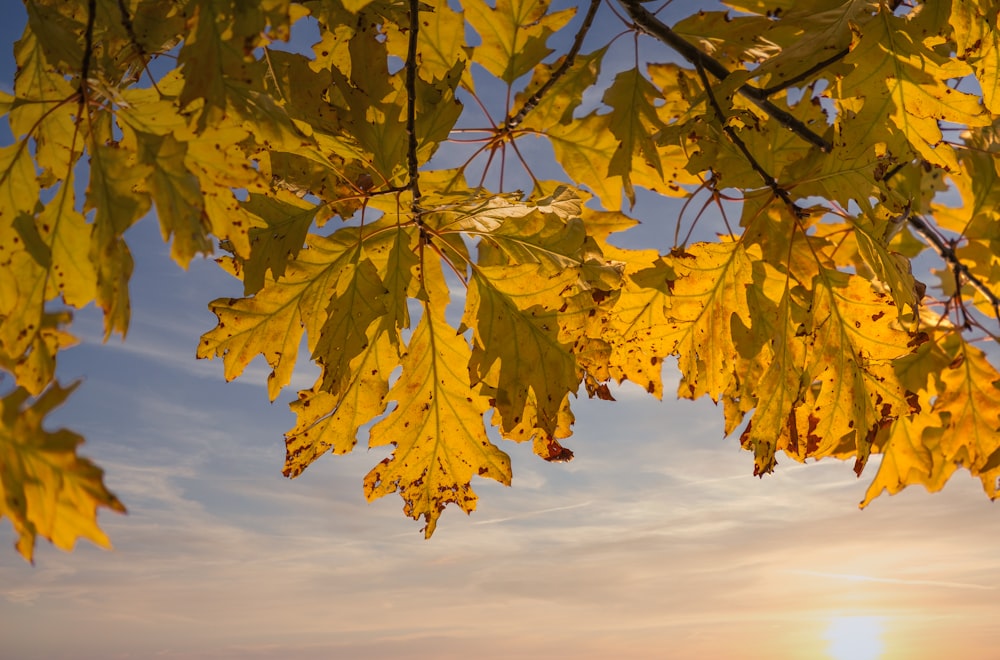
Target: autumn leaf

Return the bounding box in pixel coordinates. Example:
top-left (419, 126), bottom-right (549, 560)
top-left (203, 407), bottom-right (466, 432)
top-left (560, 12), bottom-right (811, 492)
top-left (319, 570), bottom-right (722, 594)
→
top-left (6, 0), bottom-right (1000, 550)
top-left (0, 382), bottom-right (125, 563)
top-left (365, 303), bottom-right (512, 537)
top-left (465, 0), bottom-right (575, 85)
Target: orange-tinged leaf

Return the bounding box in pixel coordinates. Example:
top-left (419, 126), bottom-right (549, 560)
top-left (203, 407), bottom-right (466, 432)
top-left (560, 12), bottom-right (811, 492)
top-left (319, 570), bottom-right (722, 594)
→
top-left (0, 382), bottom-right (125, 563)
top-left (861, 402), bottom-right (956, 507)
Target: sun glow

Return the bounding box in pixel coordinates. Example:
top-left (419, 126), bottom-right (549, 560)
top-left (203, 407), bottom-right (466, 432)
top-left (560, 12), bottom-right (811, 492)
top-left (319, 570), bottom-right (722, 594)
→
top-left (824, 616), bottom-right (884, 660)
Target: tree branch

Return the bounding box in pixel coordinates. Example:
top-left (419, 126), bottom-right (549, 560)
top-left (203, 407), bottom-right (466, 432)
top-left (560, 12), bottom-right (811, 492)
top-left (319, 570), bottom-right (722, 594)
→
top-left (80, 0), bottom-right (97, 99)
top-left (618, 0), bottom-right (832, 152)
top-left (758, 47), bottom-right (850, 97)
top-left (503, 0), bottom-right (601, 131)
top-left (405, 0), bottom-right (421, 208)
top-left (908, 214), bottom-right (1000, 321)
top-left (694, 62), bottom-right (803, 215)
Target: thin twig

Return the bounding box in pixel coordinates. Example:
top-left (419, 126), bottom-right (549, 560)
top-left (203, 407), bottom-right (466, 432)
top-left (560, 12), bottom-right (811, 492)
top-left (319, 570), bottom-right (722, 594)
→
top-left (619, 0), bottom-right (832, 152)
top-left (503, 0), bottom-right (602, 131)
top-left (908, 214), bottom-right (1000, 321)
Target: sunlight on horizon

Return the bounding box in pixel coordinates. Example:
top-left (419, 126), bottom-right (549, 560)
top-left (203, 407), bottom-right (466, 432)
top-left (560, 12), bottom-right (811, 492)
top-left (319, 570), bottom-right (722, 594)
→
top-left (824, 616), bottom-right (884, 660)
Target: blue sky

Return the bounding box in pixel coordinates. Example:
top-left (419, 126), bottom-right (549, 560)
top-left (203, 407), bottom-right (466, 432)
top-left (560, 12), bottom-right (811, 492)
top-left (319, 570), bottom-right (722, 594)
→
top-left (2, 2), bottom-right (1000, 659)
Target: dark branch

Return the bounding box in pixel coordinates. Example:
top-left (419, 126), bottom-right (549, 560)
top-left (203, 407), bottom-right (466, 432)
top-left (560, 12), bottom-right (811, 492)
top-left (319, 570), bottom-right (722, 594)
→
top-left (405, 0), bottom-right (421, 207)
top-left (80, 0), bottom-right (97, 98)
top-left (618, 0), bottom-right (832, 152)
top-left (758, 47), bottom-right (850, 97)
top-left (503, 0), bottom-right (601, 131)
top-left (694, 63), bottom-right (802, 215)
top-left (908, 214), bottom-right (1000, 321)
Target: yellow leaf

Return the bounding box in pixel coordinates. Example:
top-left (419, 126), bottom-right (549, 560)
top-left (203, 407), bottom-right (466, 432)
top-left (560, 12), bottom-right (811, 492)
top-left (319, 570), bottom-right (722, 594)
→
top-left (861, 403), bottom-right (956, 507)
top-left (464, 264), bottom-right (581, 439)
top-left (132, 132), bottom-right (213, 268)
top-left (386, 0), bottom-right (472, 85)
top-left (86, 142), bottom-right (152, 338)
top-left (313, 258), bottom-right (389, 394)
top-left (241, 192), bottom-right (317, 294)
top-left (798, 272), bottom-right (918, 471)
top-left (602, 67), bottom-right (669, 205)
top-left (840, 10), bottom-right (988, 172)
top-left (6, 312), bottom-right (76, 397)
top-left (9, 29), bottom-right (78, 184)
top-left (36, 181), bottom-right (97, 308)
top-left (951, 0), bottom-right (1000, 113)
top-left (199, 235), bottom-right (342, 402)
top-left (851, 208), bottom-right (920, 313)
top-left (547, 113), bottom-right (623, 211)
top-left (0, 383), bottom-right (125, 563)
top-left (668, 239), bottom-right (757, 402)
top-left (933, 334), bottom-right (1000, 473)
top-left (0, 251), bottom-right (46, 364)
top-left (605, 259), bottom-right (676, 398)
top-left (517, 48), bottom-right (606, 130)
top-left (465, 0), bottom-right (575, 85)
top-left (284, 330), bottom-right (395, 476)
top-left (365, 304), bottom-right (511, 538)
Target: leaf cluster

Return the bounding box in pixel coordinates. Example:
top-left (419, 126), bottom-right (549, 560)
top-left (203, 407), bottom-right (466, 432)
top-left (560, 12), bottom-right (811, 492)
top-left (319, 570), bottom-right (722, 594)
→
top-left (2, 0), bottom-right (1000, 555)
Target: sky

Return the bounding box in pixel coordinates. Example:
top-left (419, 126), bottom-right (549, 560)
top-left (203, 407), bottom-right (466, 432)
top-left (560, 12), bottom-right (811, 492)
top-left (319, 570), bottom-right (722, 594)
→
top-left (2, 2), bottom-right (1000, 659)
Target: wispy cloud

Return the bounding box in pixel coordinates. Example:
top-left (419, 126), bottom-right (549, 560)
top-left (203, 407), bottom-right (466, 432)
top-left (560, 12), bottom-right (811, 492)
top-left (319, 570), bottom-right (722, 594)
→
top-left (787, 570), bottom-right (995, 591)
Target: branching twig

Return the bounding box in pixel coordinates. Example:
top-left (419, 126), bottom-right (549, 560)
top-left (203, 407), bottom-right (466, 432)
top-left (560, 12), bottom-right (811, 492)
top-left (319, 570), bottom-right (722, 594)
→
top-left (618, 0), bottom-right (832, 152)
top-left (694, 62), bottom-right (803, 215)
top-left (908, 214), bottom-right (1000, 322)
top-left (503, 0), bottom-right (601, 131)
